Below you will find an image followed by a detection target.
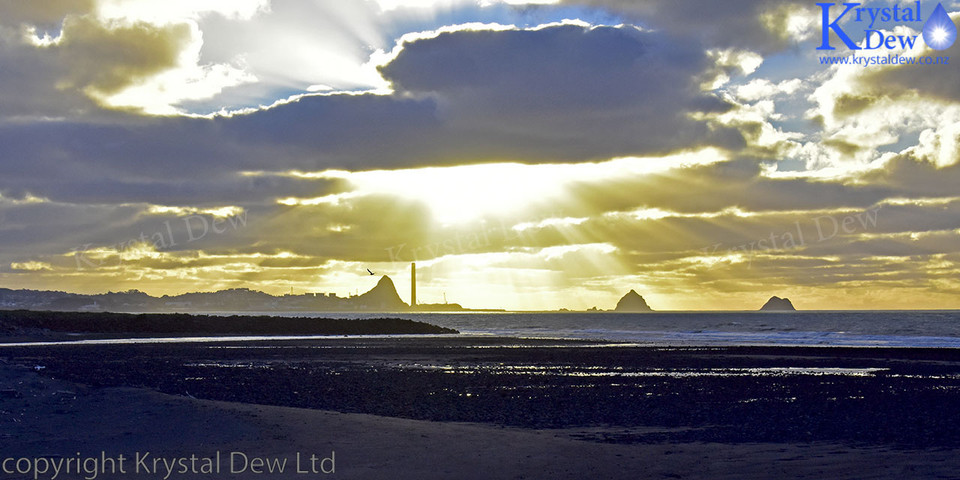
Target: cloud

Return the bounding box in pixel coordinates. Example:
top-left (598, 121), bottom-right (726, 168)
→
top-left (796, 11), bottom-right (960, 172)
top-left (0, 23), bottom-right (746, 209)
top-left (52, 16), bottom-right (193, 97)
top-left (376, 24), bottom-right (741, 159)
top-left (0, 0), bottom-right (266, 116)
top-left (0, 0), bottom-right (94, 27)
top-left (734, 78), bottom-right (803, 102)
top-left (861, 149), bottom-right (960, 195)
top-left (215, 24), bottom-right (742, 166)
top-left (96, 0), bottom-right (270, 23)
top-left (558, 0), bottom-right (817, 50)
top-left (168, 0), bottom-right (585, 114)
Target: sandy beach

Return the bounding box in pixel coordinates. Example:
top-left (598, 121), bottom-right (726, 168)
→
top-left (4, 336), bottom-right (960, 479)
top-left (3, 361), bottom-right (959, 480)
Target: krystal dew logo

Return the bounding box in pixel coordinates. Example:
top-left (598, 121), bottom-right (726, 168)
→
top-left (817, 1), bottom-right (957, 51)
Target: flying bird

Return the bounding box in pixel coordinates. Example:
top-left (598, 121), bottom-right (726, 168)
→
top-left (367, 268), bottom-right (375, 275)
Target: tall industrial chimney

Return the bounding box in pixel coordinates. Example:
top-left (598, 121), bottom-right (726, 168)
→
top-left (410, 262), bottom-right (417, 308)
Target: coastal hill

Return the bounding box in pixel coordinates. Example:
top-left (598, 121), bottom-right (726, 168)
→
top-left (356, 276), bottom-right (408, 311)
top-left (614, 290), bottom-right (653, 312)
top-left (759, 296), bottom-right (796, 311)
top-left (0, 275), bottom-right (414, 313)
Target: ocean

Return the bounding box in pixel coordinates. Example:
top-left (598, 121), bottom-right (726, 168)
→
top-left (3, 310), bottom-right (959, 348)
top-left (221, 310), bottom-right (960, 348)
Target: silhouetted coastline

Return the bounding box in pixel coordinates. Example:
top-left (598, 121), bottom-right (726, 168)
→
top-left (0, 275), bottom-right (425, 313)
top-left (0, 309), bottom-right (457, 337)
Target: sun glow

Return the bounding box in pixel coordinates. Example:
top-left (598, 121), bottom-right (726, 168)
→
top-left (273, 148), bottom-right (726, 225)
top-left (345, 163), bottom-right (568, 224)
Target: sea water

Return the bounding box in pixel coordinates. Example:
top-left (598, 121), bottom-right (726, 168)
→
top-left (3, 311), bottom-right (959, 348)
top-left (247, 310), bottom-right (960, 348)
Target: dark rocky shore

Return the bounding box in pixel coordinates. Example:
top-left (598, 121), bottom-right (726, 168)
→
top-left (0, 309), bottom-right (457, 336)
top-left (7, 336), bottom-right (960, 448)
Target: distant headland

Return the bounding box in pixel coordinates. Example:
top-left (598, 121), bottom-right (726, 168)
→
top-left (0, 275), bottom-right (463, 313)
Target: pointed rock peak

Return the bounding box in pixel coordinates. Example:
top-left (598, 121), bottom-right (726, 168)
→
top-left (760, 296), bottom-right (796, 311)
top-left (356, 275), bottom-right (408, 310)
top-left (615, 289), bottom-right (652, 312)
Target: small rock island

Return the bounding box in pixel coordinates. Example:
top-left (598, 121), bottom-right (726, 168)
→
top-left (759, 296), bottom-right (796, 311)
top-left (615, 290), bottom-right (653, 312)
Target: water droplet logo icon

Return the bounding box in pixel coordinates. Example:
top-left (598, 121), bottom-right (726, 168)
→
top-left (923, 3), bottom-right (956, 50)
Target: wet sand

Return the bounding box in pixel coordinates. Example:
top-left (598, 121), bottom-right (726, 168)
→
top-left (3, 337), bottom-right (960, 479)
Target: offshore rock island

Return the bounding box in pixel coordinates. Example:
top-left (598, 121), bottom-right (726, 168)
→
top-left (614, 290), bottom-right (653, 312)
top-left (759, 296), bottom-right (797, 311)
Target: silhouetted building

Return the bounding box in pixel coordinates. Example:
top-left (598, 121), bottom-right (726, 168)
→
top-left (411, 262), bottom-right (417, 308)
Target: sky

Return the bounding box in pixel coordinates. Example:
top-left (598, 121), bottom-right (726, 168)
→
top-left (0, 0), bottom-right (958, 311)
